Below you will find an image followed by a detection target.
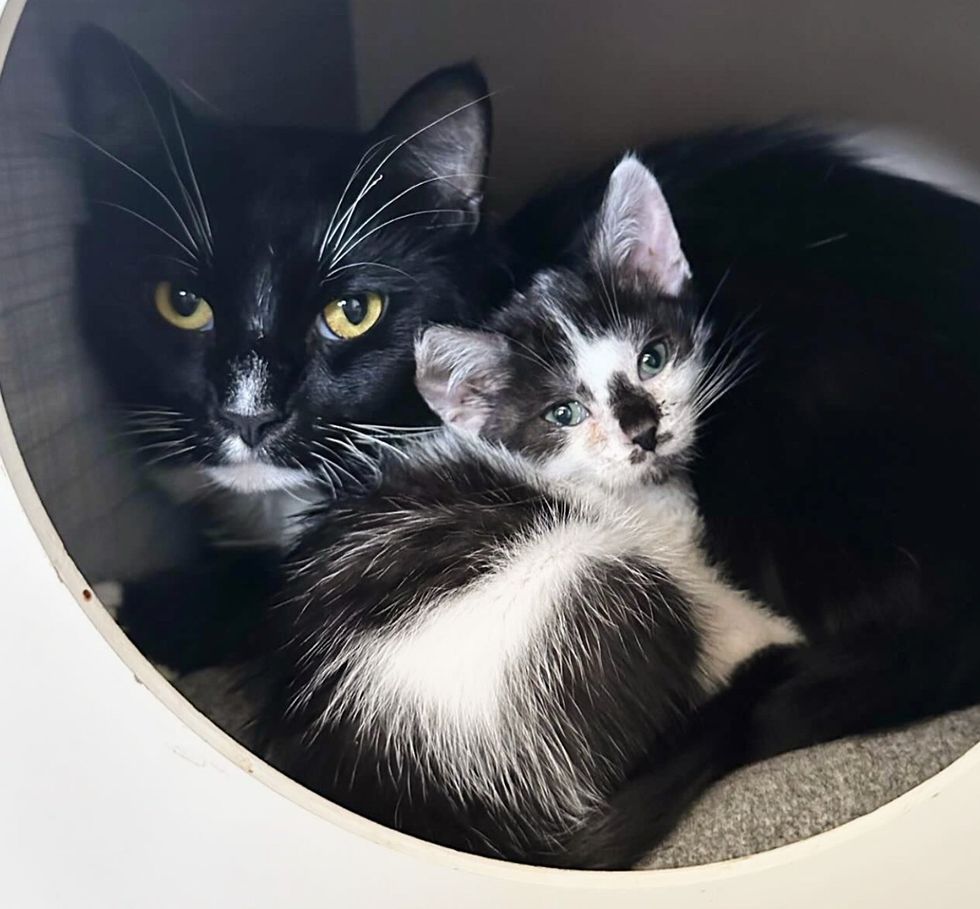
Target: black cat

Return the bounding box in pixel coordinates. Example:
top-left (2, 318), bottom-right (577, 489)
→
top-left (509, 127), bottom-right (980, 866)
top-left (69, 26), bottom-right (505, 669)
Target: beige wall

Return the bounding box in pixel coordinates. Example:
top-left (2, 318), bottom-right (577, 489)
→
top-left (352, 0), bottom-right (980, 213)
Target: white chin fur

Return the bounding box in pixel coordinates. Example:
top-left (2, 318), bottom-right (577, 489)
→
top-left (204, 462), bottom-right (313, 493)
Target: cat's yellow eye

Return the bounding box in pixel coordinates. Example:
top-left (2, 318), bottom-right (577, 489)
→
top-left (318, 292), bottom-right (385, 340)
top-left (154, 281), bottom-right (214, 331)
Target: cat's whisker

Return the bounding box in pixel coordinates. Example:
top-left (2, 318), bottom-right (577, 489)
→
top-left (324, 260), bottom-right (419, 285)
top-left (308, 438), bottom-right (374, 485)
top-left (120, 407), bottom-right (190, 418)
top-left (134, 433), bottom-right (195, 451)
top-left (71, 128), bottom-right (200, 257)
top-left (334, 425), bottom-right (406, 458)
top-left (94, 201), bottom-right (198, 262)
top-left (346, 421), bottom-right (435, 433)
top-left (332, 172), bottom-right (485, 264)
top-left (145, 252), bottom-right (200, 274)
top-left (326, 92), bottom-right (492, 260)
top-left (144, 448), bottom-right (198, 468)
top-left (124, 53), bottom-right (210, 255)
top-left (330, 208), bottom-right (473, 270)
top-left (309, 445), bottom-right (363, 490)
top-left (321, 137), bottom-right (393, 257)
top-left (117, 425), bottom-right (186, 439)
top-left (169, 92), bottom-right (214, 259)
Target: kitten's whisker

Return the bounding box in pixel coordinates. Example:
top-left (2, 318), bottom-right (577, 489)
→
top-left (692, 327), bottom-right (761, 416)
top-left (506, 336), bottom-right (567, 385)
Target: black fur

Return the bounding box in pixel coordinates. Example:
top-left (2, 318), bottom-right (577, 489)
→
top-left (509, 126), bottom-right (980, 861)
top-left (68, 27), bottom-right (505, 668)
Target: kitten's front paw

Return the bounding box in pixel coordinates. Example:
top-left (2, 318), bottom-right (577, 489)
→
top-left (92, 580), bottom-right (125, 619)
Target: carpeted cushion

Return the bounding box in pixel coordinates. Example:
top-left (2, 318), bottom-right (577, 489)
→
top-left (639, 704), bottom-right (980, 868)
top-left (174, 666), bottom-right (980, 868)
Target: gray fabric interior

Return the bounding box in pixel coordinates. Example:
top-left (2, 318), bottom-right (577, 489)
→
top-left (1, 0), bottom-right (976, 871)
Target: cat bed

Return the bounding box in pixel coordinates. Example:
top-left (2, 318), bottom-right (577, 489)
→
top-left (3, 0), bottom-right (980, 904)
top-left (174, 665), bottom-right (980, 869)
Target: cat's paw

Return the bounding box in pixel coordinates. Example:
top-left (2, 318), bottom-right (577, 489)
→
top-left (92, 580), bottom-right (125, 619)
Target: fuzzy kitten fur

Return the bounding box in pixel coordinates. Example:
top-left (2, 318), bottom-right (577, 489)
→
top-left (260, 156), bottom-right (798, 867)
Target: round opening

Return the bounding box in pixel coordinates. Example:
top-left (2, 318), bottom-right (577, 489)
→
top-left (2, 0), bottom-right (980, 886)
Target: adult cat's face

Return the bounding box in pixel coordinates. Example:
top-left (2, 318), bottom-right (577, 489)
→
top-left (71, 27), bottom-right (497, 493)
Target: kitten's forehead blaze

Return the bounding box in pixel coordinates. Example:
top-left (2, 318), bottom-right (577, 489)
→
top-left (492, 267), bottom-right (697, 389)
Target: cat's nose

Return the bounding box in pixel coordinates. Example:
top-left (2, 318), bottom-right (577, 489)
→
top-left (631, 426), bottom-right (660, 452)
top-left (221, 410), bottom-right (284, 448)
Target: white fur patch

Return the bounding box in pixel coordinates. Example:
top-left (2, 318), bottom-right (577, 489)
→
top-left (225, 353), bottom-right (270, 418)
top-left (540, 325), bottom-right (703, 490)
top-left (300, 448), bottom-right (801, 826)
top-left (204, 462), bottom-right (312, 495)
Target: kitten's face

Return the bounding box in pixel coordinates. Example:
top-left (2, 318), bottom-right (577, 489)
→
top-left (418, 155), bottom-right (719, 492)
top-left (480, 271), bottom-right (704, 489)
top-left (70, 28), bottom-right (495, 493)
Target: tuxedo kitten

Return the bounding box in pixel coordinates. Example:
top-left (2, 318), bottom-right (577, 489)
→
top-left (507, 127), bottom-right (980, 782)
top-left (69, 27), bottom-right (501, 668)
top-left (262, 156), bottom-right (799, 866)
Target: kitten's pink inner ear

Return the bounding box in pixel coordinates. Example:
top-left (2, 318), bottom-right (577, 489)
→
top-left (414, 327), bottom-right (507, 436)
top-left (595, 154), bottom-right (692, 296)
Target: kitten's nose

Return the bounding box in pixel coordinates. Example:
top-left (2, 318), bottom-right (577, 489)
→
top-left (222, 410), bottom-right (283, 448)
top-left (631, 426), bottom-right (660, 452)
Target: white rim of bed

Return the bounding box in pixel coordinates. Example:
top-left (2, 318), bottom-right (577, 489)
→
top-left (1, 0), bottom-right (978, 900)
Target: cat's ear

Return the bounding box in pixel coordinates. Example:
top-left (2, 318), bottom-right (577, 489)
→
top-left (415, 326), bottom-right (509, 435)
top-left (68, 25), bottom-right (186, 164)
top-left (372, 64), bottom-right (491, 226)
top-left (591, 154), bottom-right (691, 296)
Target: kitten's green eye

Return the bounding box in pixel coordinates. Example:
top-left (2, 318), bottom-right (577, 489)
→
top-left (639, 340), bottom-right (670, 379)
top-left (155, 281), bottom-right (213, 331)
top-left (318, 292), bottom-right (385, 340)
top-left (543, 400), bottom-right (590, 427)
